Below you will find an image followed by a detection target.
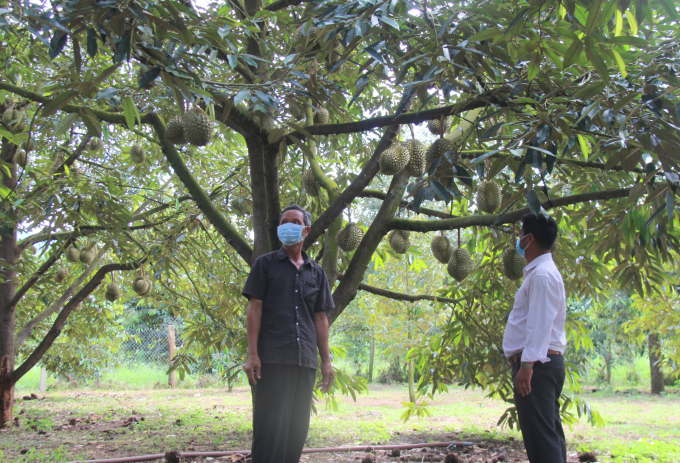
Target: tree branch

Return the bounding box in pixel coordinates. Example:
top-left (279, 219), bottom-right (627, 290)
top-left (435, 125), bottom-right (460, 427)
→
top-left (149, 113), bottom-right (254, 264)
top-left (11, 261), bottom-right (139, 383)
top-left (337, 273), bottom-right (462, 304)
top-left (264, 0), bottom-right (311, 11)
top-left (389, 188), bottom-right (632, 232)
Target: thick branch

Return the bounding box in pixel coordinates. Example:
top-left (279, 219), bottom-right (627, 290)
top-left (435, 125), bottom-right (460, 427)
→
top-left (265, 145), bottom-right (281, 250)
top-left (264, 0), bottom-right (310, 11)
top-left (303, 125), bottom-right (400, 249)
top-left (337, 273), bottom-right (462, 304)
top-left (11, 261), bottom-right (138, 383)
top-left (359, 189), bottom-right (456, 220)
top-left (149, 113), bottom-right (254, 264)
top-left (390, 188), bottom-right (632, 232)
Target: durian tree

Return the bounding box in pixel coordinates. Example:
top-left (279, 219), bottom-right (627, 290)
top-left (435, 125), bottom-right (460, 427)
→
top-left (2, 0), bottom-right (680, 428)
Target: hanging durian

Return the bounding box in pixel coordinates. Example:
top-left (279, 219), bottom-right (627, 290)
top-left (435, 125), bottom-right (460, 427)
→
top-left (325, 35), bottom-right (343, 70)
top-left (476, 180), bottom-right (502, 214)
top-left (54, 268), bottom-right (69, 284)
top-left (291, 25), bottom-right (317, 53)
top-left (388, 230), bottom-right (411, 254)
top-left (105, 283), bottom-right (121, 302)
top-left (426, 138), bottom-right (457, 168)
top-left (403, 139), bottom-right (427, 177)
top-left (66, 246), bottom-right (81, 263)
top-left (302, 169), bottom-right (321, 197)
top-left (313, 107), bottom-right (329, 125)
top-left (15, 149), bottom-right (27, 168)
top-left (130, 144), bottom-right (146, 163)
top-left (183, 106), bottom-right (213, 146)
top-left (427, 114), bottom-right (453, 135)
top-left (379, 145), bottom-right (410, 175)
top-left (166, 116), bottom-right (187, 145)
top-left (231, 198), bottom-right (253, 216)
top-left (80, 246), bottom-right (97, 264)
top-left (288, 99), bottom-right (305, 120)
top-left (336, 223), bottom-right (363, 252)
top-left (502, 247), bottom-right (525, 280)
top-left (430, 235), bottom-right (451, 264)
top-left (447, 247), bottom-right (472, 281)
top-left (2, 108), bottom-right (25, 133)
top-left (133, 276), bottom-right (152, 296)
top-left (88, 137), bottom-right (103, 151)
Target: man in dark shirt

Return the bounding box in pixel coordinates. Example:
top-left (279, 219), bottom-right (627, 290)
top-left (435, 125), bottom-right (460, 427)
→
top-left (242, 204), bottom-right (335, 463)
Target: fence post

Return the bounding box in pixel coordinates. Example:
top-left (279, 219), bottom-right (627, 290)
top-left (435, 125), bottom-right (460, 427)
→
top-left (368, 330), bottom-right (375, 383)
top-left (39, 365), bottom-right (47, 394)
top-left (168, 325), bottom-right (176, 388)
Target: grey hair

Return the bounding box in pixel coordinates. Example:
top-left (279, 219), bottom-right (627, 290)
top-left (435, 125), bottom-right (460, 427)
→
top-left (281, 204), bottom-right (312, 227)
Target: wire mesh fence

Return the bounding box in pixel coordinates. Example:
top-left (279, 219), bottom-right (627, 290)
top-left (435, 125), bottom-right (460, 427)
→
top-left (118, 307), bottom-right (185, 366)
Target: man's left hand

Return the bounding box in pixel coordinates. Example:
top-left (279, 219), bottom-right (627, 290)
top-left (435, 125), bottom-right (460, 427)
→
top-left (515, 368), bottom-right (533, 396)
top-left (318, 361), bottom-right (335, 393)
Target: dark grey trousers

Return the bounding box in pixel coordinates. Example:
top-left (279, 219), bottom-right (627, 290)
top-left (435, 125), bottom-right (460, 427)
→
top-left (250, 364), bottom-right (316, 463)
top-left (511, 354), bottom-right (567, 463)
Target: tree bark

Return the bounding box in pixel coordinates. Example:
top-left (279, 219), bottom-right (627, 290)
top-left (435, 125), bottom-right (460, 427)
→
top-left (605, 351), bottom-right (612, 384)
top-left (264, 145), bottom-right (281, 251)
top-left (246, 137), bottom-right (271, 260)
top-left (648, 333), bottom-right (664, 394)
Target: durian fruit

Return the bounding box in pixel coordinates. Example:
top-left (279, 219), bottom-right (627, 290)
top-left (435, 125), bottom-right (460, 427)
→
top-left (336, 223), bottom-right (363, 252)
top-left (325, 35), bottom-right (343, 70)
top-left (80, 246), bottom-right (97, 264)
top-left (403, 139), bottom-right (427, 177)
top-left (183, 106), bottom-right (213, 146)
top-left (71, 166), bottom-right (85, 182)
top-left (1, 108), bottom-right (15, 126)
top-left (130, 144), bottom-right (146, 163)
top-left (66, 246), bottom-right (81, 263)
top-left (231, 198), bottom-right (253, 216)
top-left (502, 247), bottom-right (525, 280)
top-left (551, 241), bottom-right (561, 254)
top-left (22, 138), bottom-right (36, 152)
top-left (133, 276), bottom-right (152, 296)
top-left (388, 230), bottom-right (411, 254)
top-left (476, 180), bottom-right (502, 214)
top-left (166, 116), bottom-right (187, 145)
top-left (292, 25), bottom-right (318, 53)
top-left (379, 145), bottom-right (410, 175)
top-left (447, 248), bottom-right (473, 281)
top-left (54, 268), bottom-right (69, 284)
top-left (427, 114), bottom-right (453, 135)
top-left (88, 137), bottom-right (103, 151)
top-left (105, 283), bottom-right (121, 302)
top-left (426, 138), bottom-right (456, 167)
top-left (430, 235), bottom-right (451, 264)
top-left (137, 67), bottom-right (156, 90)
top-left (15, 149), bottom-right (27, 168)
top-left (2, 108), bottom-right (25, 133)
top-left (313, 107), bottom-right (329, 125)
top-left (288, 99), bottom-right (305, 120)
top-left (302, 169), bottom-right (321, 197)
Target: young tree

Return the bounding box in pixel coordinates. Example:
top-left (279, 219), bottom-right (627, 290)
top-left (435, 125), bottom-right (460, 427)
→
top-left (1, 0), bottom-right (679, 427)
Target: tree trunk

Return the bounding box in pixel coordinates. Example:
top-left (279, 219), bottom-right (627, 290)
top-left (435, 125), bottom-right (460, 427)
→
top-left (0, 138), bottom-right (18, 428)
top-left (648, 333), bottom-right (664, 394)
top-left (605, 351), bottom-right (612, 384)
top-left (407, 359), bottom-right (416, 403)
top-left (368, 330), bottom-right (375, 383)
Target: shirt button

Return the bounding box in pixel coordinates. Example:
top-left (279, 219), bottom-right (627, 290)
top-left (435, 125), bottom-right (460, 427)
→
top-left (297, 338), bottom-right (299, 341)
top-left (296, 322), bottom-right (299, 325)
top-left (295, 290), bottom-right (298, 292)
top-left (295, 306), bottom-right (298, 309)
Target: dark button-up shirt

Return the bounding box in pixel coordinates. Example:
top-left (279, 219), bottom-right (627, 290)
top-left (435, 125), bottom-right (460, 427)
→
top-left (242, 248), bottom-right (335, 369)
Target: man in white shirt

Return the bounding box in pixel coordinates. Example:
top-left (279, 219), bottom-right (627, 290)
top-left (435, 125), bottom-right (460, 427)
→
top-left (503, 212), bottom-right (567, 463)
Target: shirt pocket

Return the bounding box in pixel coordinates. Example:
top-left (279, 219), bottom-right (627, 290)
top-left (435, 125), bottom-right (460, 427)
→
top-left (300, 279), bottom-right (320, 309)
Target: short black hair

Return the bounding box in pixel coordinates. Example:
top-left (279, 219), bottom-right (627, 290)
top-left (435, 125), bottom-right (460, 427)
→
top-left (280, 204), bottom-right (312, 226)
top-left (521, 212), bottom-right (558, 250)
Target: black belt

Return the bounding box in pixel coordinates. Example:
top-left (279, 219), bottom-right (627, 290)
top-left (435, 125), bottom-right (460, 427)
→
top-left (507, 350), bottom-right (562, 366)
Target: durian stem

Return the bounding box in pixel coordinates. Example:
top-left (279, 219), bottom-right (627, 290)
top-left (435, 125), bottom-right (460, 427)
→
top-left (439, 115), bottom-right (444, 139)
top-left (457, 228), bottom-right (461, 248)
top-left (409, 124), bottom-right (415, 140)
top-left (513, 223), bottom-right (516, 242)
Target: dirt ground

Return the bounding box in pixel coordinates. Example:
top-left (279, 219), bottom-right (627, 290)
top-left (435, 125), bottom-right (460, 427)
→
top-left (2, 385), bottom-right (678, 462)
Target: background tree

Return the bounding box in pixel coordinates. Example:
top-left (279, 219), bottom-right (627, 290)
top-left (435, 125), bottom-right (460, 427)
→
top-left (1, 0), bottom-right (680, 429)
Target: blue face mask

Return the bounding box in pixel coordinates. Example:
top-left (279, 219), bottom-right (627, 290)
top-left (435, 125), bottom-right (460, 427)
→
top-left (278, 223), bottom-right (306, 246)
top-left (516, 235), bottom-right (529, 257)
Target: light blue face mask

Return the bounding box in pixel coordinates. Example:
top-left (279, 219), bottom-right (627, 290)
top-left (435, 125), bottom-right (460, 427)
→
top-left (278, 223), bottom-right (306, 246)
top-left (516, 235), bottom-right (530, 257)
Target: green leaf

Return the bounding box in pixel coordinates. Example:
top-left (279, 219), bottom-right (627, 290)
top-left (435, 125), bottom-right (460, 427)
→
top-left (606, 36), bottom-right (647, 46)
top-left (667, 190), bottom-right (674, 219)
top-left (611, 49), bottom-right (627, 78)
top-left (469, 28), bottom-right (501, 41)
top-left (657, 0), bottom-right (679, 21)
top-left (113, 33), bottom-right (132, 63)
top-left (454, 165), bottom-right (473, 188)
top-left (493, 196), bottom-right (522, 225)
top-left (138, 66), bottom-right (161, 89)
top-left (625, 11), bottom-right (638, 36)
top-left (563, 38), bottom-right (583, 69)
top-left (586, 48), bottom-right (609, 83)
top-left (527, 52), bottom-right (540, 81)
top-left (573, 82), bottom-right (606, 100)
top-left (122, 96), bottom-right (136, 130)
top-left (526, 190), bottom-right (541, 216)
top-left (41, 89), bottom-right (79, 117)
top-left (234, 90), bottom-right (250, 105)
top-left (504, 7), bottom-right (531, 36)
top-left (54, 113), bottom-right (79, 138)
top-left (49, 31), bottom-right (67, 60)
top-left (86, 28), bottom-right (98, 57)
top-left (644, 202), bottom-right (666, 228)
top-left (431, 180), bottom-right (452, 203)
top-left (615, 9), bottom-right (623, 36)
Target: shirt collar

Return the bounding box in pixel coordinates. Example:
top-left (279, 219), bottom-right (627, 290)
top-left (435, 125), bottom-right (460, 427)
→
top-left (276, 247), bottom-right (312, 267)
top-left (523, 253), bottom-right (553, 276)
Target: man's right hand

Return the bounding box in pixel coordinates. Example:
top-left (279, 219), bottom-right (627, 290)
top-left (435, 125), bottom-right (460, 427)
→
top-left (244, 354), bottom-right (261, 385)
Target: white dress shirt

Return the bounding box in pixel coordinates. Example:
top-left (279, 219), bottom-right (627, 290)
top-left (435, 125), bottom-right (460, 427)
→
top-left (503, 253), bottom-right (567, 363)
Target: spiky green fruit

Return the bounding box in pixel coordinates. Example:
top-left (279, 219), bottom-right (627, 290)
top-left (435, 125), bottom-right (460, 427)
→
top-left (426, 138), bottom-right (457, 171)
top-left (1, 108), bottom-right (15, 126)
top-left (336, 223), bottom-right (364, 252)
top-left (130, 144), bottom-right (146, 163)
top-left (22, 138), bottom-right (36, 152)
top-left (15, 149), bottom-right (27, 168)
top-left (379, 145), bottom-right (410, 175)
top-left (55, 268), bottom-right (69, 284)
top-left (403, 139), bottom-right (427, 177)
top-left (430, 235), bottom-right (451, 264)
top-left (88, 137), bottom-right (103, 151)
top-left (302, 169), bottom-right (320, 197)
top-left (289, 100), bottom-right (305, 120)
top-left (105, 283), bottom-right (121, 302)
top-left (389, 230), bottom-right (411, 254)
top-left (325, 36), bottom-right (343, 70)
top-left (476, 180), bottom-right (502, 214)
top-left (502, 247), bottom-right (525, 280)
top-left (2, 109), bottom-right (25, 133)
top-left (133, 277), bottom-right (152, 296)
top-left (80, 246), bottom-right (97, 264)
top-left (231, 198), bottom-right (253, 216)
top-left (183, 107), bottom-right (213, 146)
top-left (292, 25), bottom-right (317, 53)
top-left (166, 116), bottom-right (186, 145)
top-left (66, 247), bottom-right (81, 263)
top-left (313, 107), bottom-right (329, 125)
top-left (427, 115), bottom-right (453, 135)
top-left (447, 248), bottom-right (472, 281)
